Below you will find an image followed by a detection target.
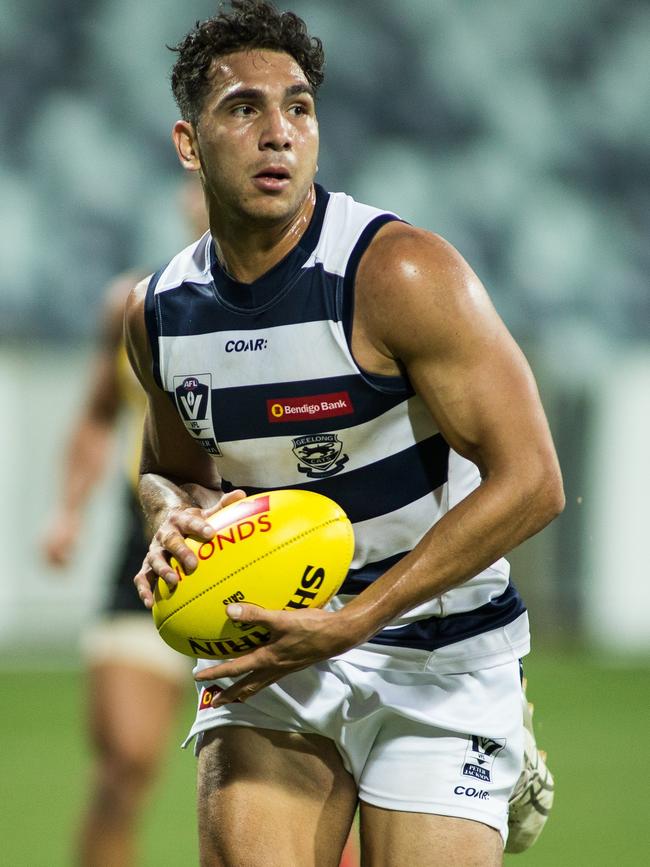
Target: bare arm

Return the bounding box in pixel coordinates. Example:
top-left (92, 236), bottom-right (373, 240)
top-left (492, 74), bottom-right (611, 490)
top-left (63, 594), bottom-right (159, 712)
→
top-left (124, 278), bottom-right (245, 606)
top-left (202, 223), bottom-right (564, 701)
top-left (340, 223), bottom-right (565, 633)
top-left (43, 273), bottom-right (138, 566)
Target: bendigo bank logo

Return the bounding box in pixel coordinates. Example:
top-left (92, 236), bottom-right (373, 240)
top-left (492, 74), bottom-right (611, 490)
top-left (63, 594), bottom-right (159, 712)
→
top-left (198, 684), bottom-right (244, 707)
top-left (267, 391), bottom-right (353, 423)
top-left (198, 685), bottom-right (222, 710)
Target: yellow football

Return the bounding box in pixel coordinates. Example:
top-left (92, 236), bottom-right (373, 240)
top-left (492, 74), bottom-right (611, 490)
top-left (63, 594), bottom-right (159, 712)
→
top-left (152, 489), bottom-right (355, 658)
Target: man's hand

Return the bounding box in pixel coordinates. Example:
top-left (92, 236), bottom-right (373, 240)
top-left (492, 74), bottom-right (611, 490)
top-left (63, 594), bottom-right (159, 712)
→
top-left (42, 510), bottom-right (82, 568)
top-left (133, 488), bottom-right (246, 608)
top-left (195, 603), bottom-right (366, 706)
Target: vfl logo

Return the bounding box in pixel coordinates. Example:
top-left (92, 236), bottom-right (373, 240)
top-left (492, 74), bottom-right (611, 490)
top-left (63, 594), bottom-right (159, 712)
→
top-left (292, 434), bottom-right (349, 479)
top-left (173, 373), bottom-right (221, 455)
top-left (176, 376), bottom-right (208, 421)
top-left (461, 735), bottom-right (506, 783)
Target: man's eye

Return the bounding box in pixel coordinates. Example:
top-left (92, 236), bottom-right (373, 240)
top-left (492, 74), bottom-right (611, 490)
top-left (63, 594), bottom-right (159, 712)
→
top-left (233, 105), bottom-right (254, 116)
top-left (289, 104), bottom-right (308, 116)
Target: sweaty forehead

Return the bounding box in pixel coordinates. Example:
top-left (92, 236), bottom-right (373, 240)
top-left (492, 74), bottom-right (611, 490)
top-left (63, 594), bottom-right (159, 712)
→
top-left (209, 49), bottom-right (309, 96)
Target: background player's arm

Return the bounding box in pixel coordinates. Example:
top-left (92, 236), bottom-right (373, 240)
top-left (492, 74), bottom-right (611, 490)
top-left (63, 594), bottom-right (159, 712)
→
top-left (42, 273), bottom-right (139, 567)
top-left (124, 279), bottom-right (245, 606)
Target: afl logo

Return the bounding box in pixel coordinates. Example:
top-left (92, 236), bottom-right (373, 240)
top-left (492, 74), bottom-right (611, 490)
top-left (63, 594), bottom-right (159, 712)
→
top-left (175, 375), bottom-right (209, 421)
top-left (172, 373), bottom-right (221, 456)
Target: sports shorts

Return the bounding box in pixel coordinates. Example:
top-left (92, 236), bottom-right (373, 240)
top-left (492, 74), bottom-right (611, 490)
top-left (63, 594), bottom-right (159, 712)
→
top-left (184, 644), bottom-right (524, 844)
top-left (81, 612), bottom-right (190, 683)
top-left (105, 485), bottom-right (151, 614)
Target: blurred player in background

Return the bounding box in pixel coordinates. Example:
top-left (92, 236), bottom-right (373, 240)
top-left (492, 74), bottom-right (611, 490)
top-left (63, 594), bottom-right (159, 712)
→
top-left (42, 178), bottom-right (207, 867)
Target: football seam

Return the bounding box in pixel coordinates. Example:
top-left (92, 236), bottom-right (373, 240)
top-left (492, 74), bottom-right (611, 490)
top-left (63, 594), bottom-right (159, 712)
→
top-left (156, 518), bottom-right (351, 631)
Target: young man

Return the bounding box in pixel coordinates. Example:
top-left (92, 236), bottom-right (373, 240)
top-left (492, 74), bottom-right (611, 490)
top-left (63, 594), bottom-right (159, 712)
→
top-left (125, 3), bottom-right (564, 865)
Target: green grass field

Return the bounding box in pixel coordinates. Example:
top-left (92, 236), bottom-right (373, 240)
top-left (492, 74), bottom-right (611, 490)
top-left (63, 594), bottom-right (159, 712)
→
top-left (1, 648), bottom-right (648, 866)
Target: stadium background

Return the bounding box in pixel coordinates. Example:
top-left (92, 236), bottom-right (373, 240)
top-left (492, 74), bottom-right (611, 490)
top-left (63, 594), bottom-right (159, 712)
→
top-left (1, 0), bottom-right (648, 864)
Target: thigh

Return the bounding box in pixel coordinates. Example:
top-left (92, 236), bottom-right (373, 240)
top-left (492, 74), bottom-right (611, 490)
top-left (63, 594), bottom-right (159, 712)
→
top-left (354, 662), bottom-right (523, 857)
top-left (88, 661), bottom-right (183, 766)
top-left (197, 725), bottom-right (358, 867)
top-left (360, 803), bottom-right (502, 867)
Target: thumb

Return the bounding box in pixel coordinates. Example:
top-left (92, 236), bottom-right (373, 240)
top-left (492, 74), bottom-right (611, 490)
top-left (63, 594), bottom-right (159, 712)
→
top-left (203, 489), bottom-right (247, 518)
top-left (227, 602), bottom-right (277, 626)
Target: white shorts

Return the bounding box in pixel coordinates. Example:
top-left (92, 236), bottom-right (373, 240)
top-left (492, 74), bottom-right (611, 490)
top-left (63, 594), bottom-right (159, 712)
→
top-left (184, 645), bottom-right (524, 844)
top-left (81, 612), bottom-right (190, 683)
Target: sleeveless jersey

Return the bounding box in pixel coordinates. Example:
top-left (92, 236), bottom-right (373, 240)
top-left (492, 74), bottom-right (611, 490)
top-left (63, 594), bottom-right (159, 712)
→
top-left (145, 185), bottom-right (529, 670)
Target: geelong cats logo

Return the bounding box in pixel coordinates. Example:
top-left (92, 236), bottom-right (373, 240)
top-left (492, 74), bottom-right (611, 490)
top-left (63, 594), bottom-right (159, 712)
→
top-left (173, 374), bottom-right (221, 456)
top-left (292, 434), bottom-right (349, 479)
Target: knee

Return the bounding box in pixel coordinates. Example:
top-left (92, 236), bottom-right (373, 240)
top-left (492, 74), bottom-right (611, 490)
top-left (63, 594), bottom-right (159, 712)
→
top-left (95, 739), bottom-right (160, 805)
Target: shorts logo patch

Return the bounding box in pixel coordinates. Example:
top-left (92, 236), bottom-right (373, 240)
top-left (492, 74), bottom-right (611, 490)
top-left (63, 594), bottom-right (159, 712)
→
top-left (292, 433), bottom-right (349, 478)
top-left (173, 373), bottom-right (221, 455)
top-left (462, 735), bottom-right (506, 783)
top-left (198, 685), bottom-right (222, 710)
top-left (267, 391), bottom-right (353, 423)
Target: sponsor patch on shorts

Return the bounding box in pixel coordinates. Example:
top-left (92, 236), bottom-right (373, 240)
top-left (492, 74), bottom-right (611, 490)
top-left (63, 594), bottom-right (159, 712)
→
top-left (462, 735), bottom-right (506, 782)
top-left (198, 685), bottom-right (222, 710)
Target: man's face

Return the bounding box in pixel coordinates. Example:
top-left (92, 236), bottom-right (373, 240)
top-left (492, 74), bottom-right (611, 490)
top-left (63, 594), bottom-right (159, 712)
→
top-left (191, 49), bottom-right (319, 227)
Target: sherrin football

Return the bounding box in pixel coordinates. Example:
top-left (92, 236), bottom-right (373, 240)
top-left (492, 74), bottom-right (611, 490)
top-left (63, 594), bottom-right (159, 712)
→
top-left (152, 489), bottom-right (355, 658)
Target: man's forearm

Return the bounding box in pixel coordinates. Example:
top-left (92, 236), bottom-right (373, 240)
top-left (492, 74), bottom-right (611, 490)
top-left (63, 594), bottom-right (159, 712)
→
top-left (139, 473), bottom-right (196, 534)
top-left (138, 473), bottom-right (225, 535)
top-left (340, 468), bottom-right (564, 642)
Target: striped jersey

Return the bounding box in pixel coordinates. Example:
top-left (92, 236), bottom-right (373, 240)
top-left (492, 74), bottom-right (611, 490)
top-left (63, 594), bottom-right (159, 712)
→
top-left (145, 184), bottom-right (529, 671)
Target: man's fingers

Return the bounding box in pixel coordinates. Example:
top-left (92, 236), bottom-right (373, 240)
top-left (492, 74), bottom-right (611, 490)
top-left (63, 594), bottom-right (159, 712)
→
top-left (195, 653), bottom-right (260, 682)
top-left (226, 602), bottom-right (279, 627)
top-left (212, 673), bottom-right (271, 706)
top-left (133, 565), bottom-right (155, 609)
top-left (158, 529), bottom-right (198, 574)
top-left (203, 488), bottom-right (247, 518)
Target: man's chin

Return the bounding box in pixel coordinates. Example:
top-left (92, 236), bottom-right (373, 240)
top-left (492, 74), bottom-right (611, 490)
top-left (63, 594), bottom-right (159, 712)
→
top-left (241, 187), bottom-right (309, 224)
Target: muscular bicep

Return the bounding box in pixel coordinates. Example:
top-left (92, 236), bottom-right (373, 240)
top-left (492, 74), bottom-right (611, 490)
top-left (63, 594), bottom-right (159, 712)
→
top-left (358, 226), bottom-right (559, 482)
top-left (406, 301), bottom-right (552, 481)
top-left (124, 278), bottom-right (221, 488)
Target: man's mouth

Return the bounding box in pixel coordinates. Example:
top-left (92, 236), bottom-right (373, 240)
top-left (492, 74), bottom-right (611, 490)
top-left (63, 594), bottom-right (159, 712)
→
top-left (252, 167), bottom-right (291, 191)
top-left (254, 167), bottom-right (290, 179)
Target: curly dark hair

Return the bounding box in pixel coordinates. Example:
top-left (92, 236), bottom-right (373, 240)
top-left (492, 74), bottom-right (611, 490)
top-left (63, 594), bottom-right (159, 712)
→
top-left (170, 0), bottom-right (325, 125)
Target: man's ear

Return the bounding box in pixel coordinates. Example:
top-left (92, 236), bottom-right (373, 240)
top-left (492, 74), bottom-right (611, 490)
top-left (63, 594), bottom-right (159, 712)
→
top-left (172, 120), bottom-right (201, 171)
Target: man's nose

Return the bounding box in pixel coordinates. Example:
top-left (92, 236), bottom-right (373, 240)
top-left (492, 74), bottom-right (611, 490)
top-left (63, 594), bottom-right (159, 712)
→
top-left (259, 108), bottom-right (291, 150)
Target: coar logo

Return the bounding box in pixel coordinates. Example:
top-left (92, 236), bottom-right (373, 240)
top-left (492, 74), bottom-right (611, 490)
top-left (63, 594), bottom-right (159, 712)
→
top-left (292, 434), bottom-right (349, 479)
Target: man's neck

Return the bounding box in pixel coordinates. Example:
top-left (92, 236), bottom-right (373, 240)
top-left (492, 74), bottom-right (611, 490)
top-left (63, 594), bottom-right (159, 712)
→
top-left (211, 186), bottom-right (316, 284)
